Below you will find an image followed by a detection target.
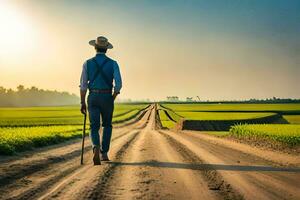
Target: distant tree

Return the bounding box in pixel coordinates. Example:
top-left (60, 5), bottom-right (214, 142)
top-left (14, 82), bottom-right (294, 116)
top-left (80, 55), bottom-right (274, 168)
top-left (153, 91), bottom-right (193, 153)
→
top-left (30, 86), bottom-right (39, 91)
top-left (0, 85), bottom-right (79, 107)
top-left (0, 86), bottom-right (6, 93)
top-left (17, 85), bottom-right (25, 92)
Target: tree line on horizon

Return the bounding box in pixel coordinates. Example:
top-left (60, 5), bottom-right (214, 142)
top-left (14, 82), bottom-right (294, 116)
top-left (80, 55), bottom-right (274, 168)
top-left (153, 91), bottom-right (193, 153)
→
top-left (0, 85), bottom-right (79, 107)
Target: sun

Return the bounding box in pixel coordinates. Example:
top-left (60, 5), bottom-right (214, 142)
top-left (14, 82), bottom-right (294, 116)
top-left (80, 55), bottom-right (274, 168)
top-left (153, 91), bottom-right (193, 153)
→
top-left (0, 2), bottom-right (35, 57)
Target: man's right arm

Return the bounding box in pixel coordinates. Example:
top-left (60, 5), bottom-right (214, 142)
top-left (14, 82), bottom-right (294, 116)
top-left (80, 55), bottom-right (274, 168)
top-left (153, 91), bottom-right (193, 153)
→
top-left (79, 61), bottom-right (88, 114)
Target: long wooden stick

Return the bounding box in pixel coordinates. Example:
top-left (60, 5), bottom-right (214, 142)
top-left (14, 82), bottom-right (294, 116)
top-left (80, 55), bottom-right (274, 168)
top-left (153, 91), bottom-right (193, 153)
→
top-left (80, 113), bottom-right (87, 165)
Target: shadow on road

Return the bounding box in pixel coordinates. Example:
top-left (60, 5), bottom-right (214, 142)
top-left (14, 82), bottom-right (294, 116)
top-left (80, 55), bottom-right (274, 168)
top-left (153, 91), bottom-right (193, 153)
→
top-left (107, 160), bottom-right (300, 172)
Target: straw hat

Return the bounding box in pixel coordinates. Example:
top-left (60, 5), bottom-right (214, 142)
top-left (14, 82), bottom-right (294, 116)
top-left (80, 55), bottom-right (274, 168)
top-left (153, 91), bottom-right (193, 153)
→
top-left (89, 36), bottom-right (113, 49)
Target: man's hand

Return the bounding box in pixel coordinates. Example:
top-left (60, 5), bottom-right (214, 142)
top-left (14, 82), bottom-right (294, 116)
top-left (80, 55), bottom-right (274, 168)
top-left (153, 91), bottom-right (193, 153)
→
top-left (81, 103), bottom-right (87, 115)
top-left (80, 90), bottom-right (87, 115)
top-left (112, 92), bottom-right (118, 101)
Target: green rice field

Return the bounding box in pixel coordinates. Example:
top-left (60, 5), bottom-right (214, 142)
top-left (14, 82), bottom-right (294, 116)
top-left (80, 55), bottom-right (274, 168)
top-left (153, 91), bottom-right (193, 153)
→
top-left (163, 103), bottom-right (300, 113)
top-left (0, 104), bottom-right (148, 155)
top-left (159, 103), bottom-right (300, 128)
top-left (158, 103), bottom-right (300, 147)
top-left (283, 115), bottom-right (300, 124)
top-left (0, 104), bottom-right (148, 127)
top-left (0, 126), bottom-right (82, 155)
top-left (158, 110), bottom-right (176, 129)
top-left (176, 112), bottom-right (276, 120)
top-left (230, 124), bottom-right (300, 146)
top-left (158, 105), bottom-right (287, 129)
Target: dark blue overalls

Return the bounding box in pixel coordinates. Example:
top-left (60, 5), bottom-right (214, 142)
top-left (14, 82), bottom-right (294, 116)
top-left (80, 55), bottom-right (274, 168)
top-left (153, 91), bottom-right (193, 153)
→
top-left (86, 54), bottom-right (115, 153)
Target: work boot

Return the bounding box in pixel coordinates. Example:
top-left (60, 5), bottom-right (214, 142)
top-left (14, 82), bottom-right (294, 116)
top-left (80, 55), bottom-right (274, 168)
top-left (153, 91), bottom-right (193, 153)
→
top-left (93, 146), bottom-right (101, 165)
top-left (101, 153), bottom-right (110, 161)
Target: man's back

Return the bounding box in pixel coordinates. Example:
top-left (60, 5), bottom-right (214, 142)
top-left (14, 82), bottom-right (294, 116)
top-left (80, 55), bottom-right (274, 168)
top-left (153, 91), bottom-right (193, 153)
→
top-left (80, 53), bottom-right (122, 93)
top-left (79, 36), bottom-right (122, 165)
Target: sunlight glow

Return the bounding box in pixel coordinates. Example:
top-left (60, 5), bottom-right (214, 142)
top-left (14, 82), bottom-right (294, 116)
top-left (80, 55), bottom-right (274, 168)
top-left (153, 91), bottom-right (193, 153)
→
top-left (0, 2), bottom-right (35, 57)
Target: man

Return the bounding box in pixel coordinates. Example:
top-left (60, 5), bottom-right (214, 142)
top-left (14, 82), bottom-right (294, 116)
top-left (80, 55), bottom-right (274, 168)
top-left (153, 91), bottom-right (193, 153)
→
top-left (80, 36), bottom-right (122, 165)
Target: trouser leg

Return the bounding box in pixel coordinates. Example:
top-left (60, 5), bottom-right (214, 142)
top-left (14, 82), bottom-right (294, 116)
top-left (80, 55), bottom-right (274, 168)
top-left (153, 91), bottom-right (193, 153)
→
top-left (88, 104), bottom-right (101, 148)
top-left (102, 126), bottom-right (112, 153)
top-left (100, 97), bottom-right (114, 153)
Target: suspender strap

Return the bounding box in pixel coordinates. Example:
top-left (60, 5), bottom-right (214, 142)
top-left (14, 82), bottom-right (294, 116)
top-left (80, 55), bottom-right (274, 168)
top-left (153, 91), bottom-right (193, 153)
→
top-left (89, 58), bottom-right (113, 89)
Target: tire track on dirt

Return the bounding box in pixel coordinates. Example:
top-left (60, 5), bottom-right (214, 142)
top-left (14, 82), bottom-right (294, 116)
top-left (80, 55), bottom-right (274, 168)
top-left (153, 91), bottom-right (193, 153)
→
top-left (177, 131), bottom-right (300, 199)
top-left (1, 129), bottom-right (138, 200)
top-left (0, 124), bottom-right (138, 188)
top-left (38, 130), bottom-right (141, 200)
top-left (160, 130), bottom-right (300, 200)
top-left (36, 108), bottom-right (153, 200)
top-left (158, 131), bottom-right (243, 200)
top-left (0, 108), bottom-right (153, 200)
top-left (75, 108), bottom-right (154, 200)
top-left (82, 108), bottom-right (156, 200)
top-left (0, 145), bottom-right (90, 187)
top-left (81, 131), bottom-right (141, 200)
top-left (0, 128), bottom-right (129, 199)
top-left (183, 130), bottom-right (300, 166)
top-left (89, 108), bottom-right (222, 200)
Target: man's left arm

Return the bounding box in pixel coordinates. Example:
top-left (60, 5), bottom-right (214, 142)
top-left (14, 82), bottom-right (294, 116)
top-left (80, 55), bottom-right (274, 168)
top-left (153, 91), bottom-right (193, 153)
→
top-left (113, 61), bottom-right (122, 100)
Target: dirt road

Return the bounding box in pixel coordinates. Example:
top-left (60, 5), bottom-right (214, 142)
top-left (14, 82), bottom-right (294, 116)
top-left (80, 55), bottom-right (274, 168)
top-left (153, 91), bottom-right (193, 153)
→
top-left (0, 105), bottom-right (299, 200)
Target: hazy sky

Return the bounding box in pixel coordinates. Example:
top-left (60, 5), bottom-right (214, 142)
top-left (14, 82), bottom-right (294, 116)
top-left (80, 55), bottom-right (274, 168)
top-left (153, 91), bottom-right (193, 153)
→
top-left (0, 0), bottom-right (299, 101)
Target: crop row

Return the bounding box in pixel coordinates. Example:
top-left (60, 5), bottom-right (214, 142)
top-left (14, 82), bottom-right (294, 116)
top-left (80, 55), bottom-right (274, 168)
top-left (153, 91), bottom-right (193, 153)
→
top-left (283, 115), bottom-right (300, 124)
top-left (157, 108), bottom-right (278, 129)
top-left (0, 104), bottom-right (149, 155)
top-left (163, 103), bottom-right (300, 113)
top-left (176, 112), bottom-right (276, 120)
top-left (0, 126), bottom-right (83, 155)
top-left (0, 104), bottom-right (148, 127)
top-left (158, 110), bottom-right (176, 129)
top-left (229, 124), bottom-right (300, 146)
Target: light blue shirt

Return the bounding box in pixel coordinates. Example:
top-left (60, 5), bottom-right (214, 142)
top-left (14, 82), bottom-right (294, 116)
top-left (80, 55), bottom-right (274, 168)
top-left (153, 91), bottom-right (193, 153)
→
top-left (80, 53), bottom-right (122, 93)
